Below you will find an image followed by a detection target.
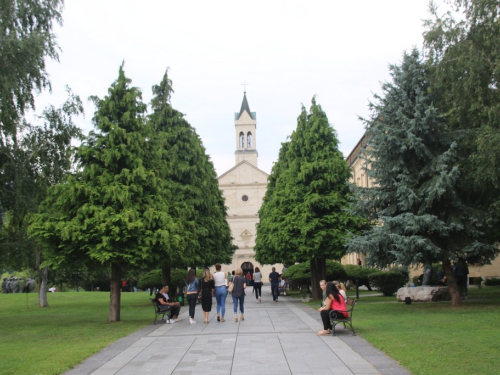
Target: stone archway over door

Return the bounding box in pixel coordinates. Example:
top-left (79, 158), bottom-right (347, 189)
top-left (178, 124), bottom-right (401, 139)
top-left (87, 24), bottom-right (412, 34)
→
top-left (241, 262), bottom-right (254, 277)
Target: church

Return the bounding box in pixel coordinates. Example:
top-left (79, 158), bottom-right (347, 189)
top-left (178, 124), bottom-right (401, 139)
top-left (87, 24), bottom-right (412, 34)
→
top-left (217, 93), bottom-right (283, 277)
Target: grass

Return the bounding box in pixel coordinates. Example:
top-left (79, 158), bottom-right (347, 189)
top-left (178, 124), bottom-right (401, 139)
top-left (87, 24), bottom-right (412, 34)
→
top-left (0, 292), bottom-right (152, 375)
top-left (1, 288), bottom-right (500, 375)
top-left (303, 286), bottom-right (500, 375)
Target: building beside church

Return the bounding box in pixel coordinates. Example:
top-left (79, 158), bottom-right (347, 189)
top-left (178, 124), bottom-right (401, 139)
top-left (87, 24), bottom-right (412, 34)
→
top-left (217, 93), bottom-right (283, 277)
top-left (344, 134), bottom-right (500, 282)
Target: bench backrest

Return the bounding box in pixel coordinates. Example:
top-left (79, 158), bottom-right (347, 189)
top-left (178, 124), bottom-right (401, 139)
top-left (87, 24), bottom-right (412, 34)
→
top-left (345, 298), bottom-right (357, 318)
top-left (151, 298), bottom-right (161, 312)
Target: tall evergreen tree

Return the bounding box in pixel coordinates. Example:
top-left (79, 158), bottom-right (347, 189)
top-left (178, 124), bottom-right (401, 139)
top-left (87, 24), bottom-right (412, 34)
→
top-left (347, 49), bottom-right (498, 306)
top-left (255, 98), bottom-right (364, 298)
top-left (30, 65), bottom-right (178, 320)
top-left (149, 70), bottom-right (233, 285)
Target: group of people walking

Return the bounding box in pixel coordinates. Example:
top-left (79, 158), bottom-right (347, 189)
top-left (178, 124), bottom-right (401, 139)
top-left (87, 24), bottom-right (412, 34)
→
top-left (155, 267), bottom-right (351, 337)
top-left (154, 265), bottom-right (284, 325)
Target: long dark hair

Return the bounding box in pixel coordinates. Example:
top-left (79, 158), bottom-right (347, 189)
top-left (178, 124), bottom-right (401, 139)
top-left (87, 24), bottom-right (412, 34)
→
top-left (186, 268), bottom-right (196, 284)
top-left (326, 281), bottom-right (341, 303)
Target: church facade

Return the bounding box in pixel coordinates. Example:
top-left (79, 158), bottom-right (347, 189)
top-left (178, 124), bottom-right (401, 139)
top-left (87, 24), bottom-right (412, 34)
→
top-left (217, 93), bottom-right (283, 277)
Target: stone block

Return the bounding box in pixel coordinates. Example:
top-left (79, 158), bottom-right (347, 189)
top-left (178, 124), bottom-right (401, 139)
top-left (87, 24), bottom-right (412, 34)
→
top-left (397, 286), bottom-right (451, 302)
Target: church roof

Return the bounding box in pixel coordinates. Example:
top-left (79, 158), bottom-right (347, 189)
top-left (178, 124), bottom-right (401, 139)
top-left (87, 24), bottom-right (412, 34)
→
top-left (235, 92), bottom-right (256, 120)
top-left (217, 160), bottom-right (269, 180)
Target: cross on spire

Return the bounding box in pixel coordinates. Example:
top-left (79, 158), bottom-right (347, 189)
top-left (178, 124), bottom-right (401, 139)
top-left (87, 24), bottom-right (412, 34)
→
top-left (242, 81), bottom-right (249, 93)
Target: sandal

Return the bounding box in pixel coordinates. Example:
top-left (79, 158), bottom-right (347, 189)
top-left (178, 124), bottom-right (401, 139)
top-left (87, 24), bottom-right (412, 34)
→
top-left (221, 318), bottom-right (225, 322)
top-left (316, 330), bottom-right (331, 336)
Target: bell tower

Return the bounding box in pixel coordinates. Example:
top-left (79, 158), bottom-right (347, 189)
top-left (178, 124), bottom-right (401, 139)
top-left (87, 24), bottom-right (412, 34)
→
top-left (234, 92), bottom-right (258, 167)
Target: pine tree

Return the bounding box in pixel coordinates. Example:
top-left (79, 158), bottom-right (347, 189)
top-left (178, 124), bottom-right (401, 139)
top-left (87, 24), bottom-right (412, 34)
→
top-left (347, 49), bottom-right (499, 306)
top-left (255, 98), bottom-right (364, 298)
top-left (30, 64), bottom-right (178, 320)
top-left (149, 70), bottom-right (233, 285)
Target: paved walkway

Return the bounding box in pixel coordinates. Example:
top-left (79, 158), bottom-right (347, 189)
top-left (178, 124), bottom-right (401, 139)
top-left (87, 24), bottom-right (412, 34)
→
top-left (65, 288), bottom-right (410, 375)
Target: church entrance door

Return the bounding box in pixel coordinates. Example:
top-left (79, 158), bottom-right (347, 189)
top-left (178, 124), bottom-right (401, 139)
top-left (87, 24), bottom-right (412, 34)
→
top-left (241, 262), bottom-right (254, 286)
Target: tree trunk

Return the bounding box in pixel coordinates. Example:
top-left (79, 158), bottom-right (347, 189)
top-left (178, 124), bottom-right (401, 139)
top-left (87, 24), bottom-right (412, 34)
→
top-left (36, 247), bottom-right (49, 307)
top-left (310, 258), bottom-right (326, 300)
top-left (442, 258), bottom-right (463, 307)
top-left (109, 262), bottom-right (121, 322)
top-left (422, 263), bottom-right (432, 286)
top-left (162, 266), bottom-right (171, 290)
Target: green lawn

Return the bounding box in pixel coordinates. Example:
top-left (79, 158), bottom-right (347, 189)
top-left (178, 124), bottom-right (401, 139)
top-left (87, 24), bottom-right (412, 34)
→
top-left (0, 292), bottom-right (152, 375)
top-left (1, 288), bottom-right (499, 375)
top-left (305, 287), bottom-right (500, 375)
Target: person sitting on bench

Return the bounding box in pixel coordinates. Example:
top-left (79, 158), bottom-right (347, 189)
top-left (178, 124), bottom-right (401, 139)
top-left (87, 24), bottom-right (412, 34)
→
top-left (155, 285), bottom-right (181, 323)
top-left (317, 282), bottom-right (348, 335)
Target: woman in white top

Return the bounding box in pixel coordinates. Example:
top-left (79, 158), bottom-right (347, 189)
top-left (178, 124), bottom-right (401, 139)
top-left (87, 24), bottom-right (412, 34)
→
top-left (213, 263), bottom-right (228, 322)
top-left (253, 267), bottom-right (263, 302)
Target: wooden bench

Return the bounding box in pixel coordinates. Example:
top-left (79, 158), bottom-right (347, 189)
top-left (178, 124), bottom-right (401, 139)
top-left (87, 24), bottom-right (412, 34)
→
top-left (150, 298), bottom-right (171, 325)
top-left (329, 298), bottom-right (357, 336)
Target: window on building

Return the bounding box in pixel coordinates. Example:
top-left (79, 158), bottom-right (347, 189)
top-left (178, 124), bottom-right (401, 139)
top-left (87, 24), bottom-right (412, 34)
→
top-left (239, 132), bottom-right (245, 148)
top-left (247, 132), bottom-right (252, 148)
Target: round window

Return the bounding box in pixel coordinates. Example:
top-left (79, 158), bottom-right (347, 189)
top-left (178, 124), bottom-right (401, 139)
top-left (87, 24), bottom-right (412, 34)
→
top-left (242, 195), bottom-right (249, 202)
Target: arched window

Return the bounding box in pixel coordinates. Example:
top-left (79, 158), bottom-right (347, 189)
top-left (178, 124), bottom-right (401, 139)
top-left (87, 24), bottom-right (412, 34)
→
top-left (239, 132), bottom-right (245, 148)
top-left (247, 132), bottom-right (252, 148)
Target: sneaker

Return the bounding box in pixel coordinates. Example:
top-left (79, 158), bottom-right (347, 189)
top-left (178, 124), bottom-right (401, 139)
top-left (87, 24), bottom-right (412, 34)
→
top-left (165, 319), bottom-right (171, 324)
top-left (190, 319), bottom-right (196, 324)
top-left (258, 297), bottom-right (261, 302)
top-left (169, 319), bottom-right (176, 323)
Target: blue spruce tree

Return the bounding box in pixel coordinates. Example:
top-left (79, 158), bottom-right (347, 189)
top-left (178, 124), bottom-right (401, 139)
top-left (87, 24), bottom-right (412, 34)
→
top-left (348, 49), bottom-right (499, 306)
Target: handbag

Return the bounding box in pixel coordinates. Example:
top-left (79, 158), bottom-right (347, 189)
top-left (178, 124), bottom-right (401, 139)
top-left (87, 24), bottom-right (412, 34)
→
top-left (227, 282), bottom-right (234, 293)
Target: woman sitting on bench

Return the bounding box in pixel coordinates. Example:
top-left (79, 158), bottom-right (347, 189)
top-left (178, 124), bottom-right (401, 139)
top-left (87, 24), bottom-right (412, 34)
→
top-left (155, 285), bottom-right (181, 323)
top-left (317, 282), bottom-right (348, 335)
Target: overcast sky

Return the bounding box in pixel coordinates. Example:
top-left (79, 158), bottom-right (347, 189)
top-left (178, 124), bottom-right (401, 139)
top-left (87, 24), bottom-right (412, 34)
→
top-left (36, 0), bottom-right (434, 176)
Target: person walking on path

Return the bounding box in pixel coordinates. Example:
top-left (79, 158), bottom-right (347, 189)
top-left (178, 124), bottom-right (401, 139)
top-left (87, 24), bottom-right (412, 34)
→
top-left (213, 263), bottom-right (228, 322)
top-left (253, 267), bottom-right (263, 302)
top-left (269, 267), bottom-right (280, 302)
top-left (185, 269), bottom-right (200, 324)
top-left (317, 281), bottom-right (348, 335)
top-left (231, 268), bottom-right (246, 322)
top-left (200, 269), bottom-right (215, 323)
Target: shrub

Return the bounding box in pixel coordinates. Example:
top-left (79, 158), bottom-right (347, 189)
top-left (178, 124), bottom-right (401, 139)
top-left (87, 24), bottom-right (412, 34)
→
top-left (343, 265), bottom-right (379, 290)
top-left (283, 260), bottom-right (346, 286)
top-left (138, 269), bottom-right (162, 290)
top-left (138, 269), bottom-right (189, 291)
top-left (484, 278), bottom-right (500, 286)
top-left (284, 262), bottom-right (311, 286)
top-left (368, 268), bottom-right (409, 296)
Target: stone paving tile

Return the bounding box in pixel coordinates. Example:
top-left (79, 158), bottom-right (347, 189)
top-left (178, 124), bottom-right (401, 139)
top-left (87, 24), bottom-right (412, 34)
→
top-left (63, 288), bottom-right (410, 375)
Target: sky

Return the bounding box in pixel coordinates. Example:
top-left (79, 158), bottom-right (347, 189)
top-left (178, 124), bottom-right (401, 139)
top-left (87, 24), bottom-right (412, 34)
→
top-left (36, 0), bottom-right (435, 176)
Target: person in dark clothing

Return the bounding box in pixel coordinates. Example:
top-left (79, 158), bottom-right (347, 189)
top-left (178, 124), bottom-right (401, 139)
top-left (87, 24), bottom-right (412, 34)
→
top-left (269, 267), bottom-right (281, 302)
top-left (185, 269), bottom-right (200, 324)
top-left (155, 285), bottom-right (181, 323)
top-left (200, 269), bottom-right (215, 323)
